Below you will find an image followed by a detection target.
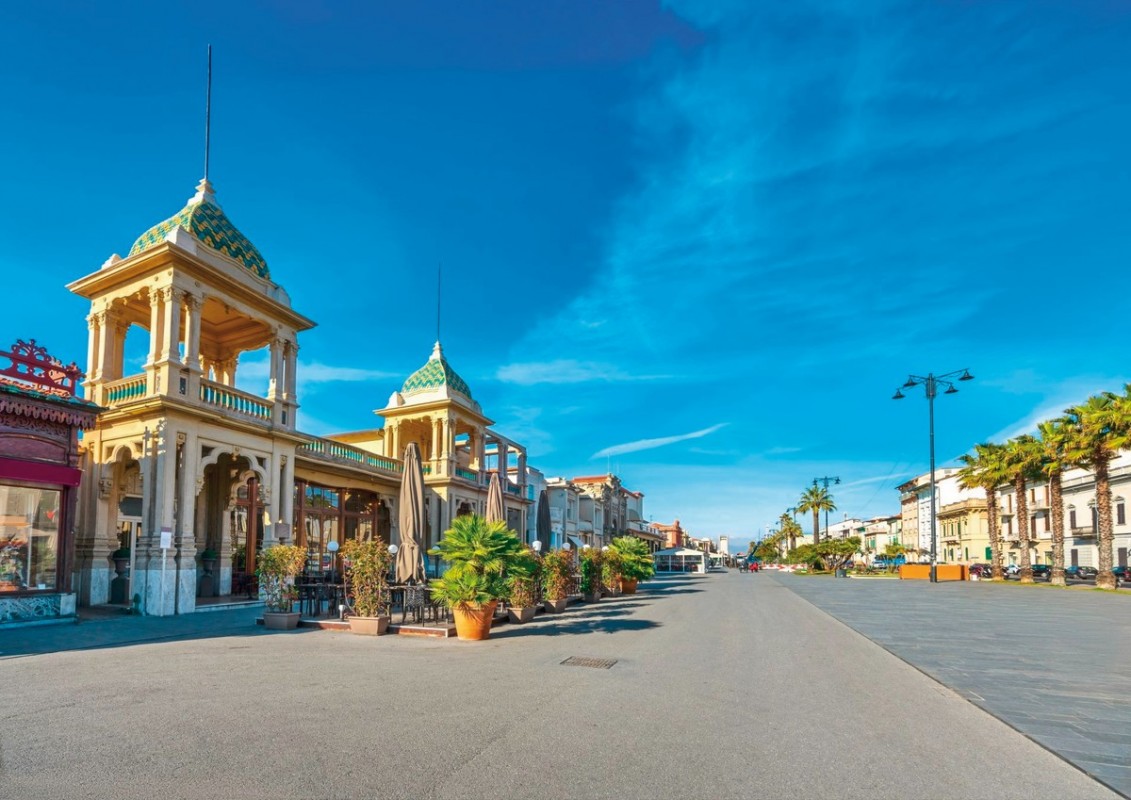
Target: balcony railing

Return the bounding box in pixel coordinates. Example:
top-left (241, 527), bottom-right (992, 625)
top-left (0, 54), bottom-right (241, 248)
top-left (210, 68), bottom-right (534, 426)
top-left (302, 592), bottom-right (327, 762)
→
top-left (200, 379), bottom-right (271, 422)
top-left (455, 467), bottom-right (478, 482)
top-left (298, 437), bottom-right (403, 476)
top-left (506, 483), bottom-right (522, 496)
top-left (103, 373), bottom-right (147, 406)
top-left (1069, 527), bottom-right (1096, 538)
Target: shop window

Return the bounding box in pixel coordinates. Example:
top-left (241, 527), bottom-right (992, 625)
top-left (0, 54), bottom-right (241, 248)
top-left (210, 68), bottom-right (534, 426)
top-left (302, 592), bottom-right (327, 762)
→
top-left (0, 484), bottom-right (61, 592)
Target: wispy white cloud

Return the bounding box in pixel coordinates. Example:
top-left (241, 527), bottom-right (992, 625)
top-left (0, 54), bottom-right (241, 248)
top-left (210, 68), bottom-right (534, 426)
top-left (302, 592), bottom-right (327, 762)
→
top-left (592, 423), bottom-right (728, 458)
top-left (496, 360), bottom-right (673, 385)
top-left (238, 358), bottom-right (398, 389)
top-left (763, 446), bottom-right (802, 457)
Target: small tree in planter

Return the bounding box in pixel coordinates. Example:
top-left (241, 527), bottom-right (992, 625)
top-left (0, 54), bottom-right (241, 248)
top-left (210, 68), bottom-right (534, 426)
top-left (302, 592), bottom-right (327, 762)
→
top-left (579, 546), bottom-right (603, 602)
top-left (609, 536), bottom-right (654, 594)
top-left (540, 549), bottom-right (572, 612)
top-left (340, 538), bottom-right (392, 635)
top-left (601, 547), bottom-right (626, 595)
top-left (257, 544), bottom-right (306, 630)
top-left (506, 548), bottom-right (541, 623)
top-left (428, 515), bottom-right (524, 640)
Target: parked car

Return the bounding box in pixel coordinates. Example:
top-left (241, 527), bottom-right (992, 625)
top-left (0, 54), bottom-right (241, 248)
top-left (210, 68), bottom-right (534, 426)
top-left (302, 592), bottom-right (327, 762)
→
top-left (1112, 565), bottom-right (1128, 585)
top-left (1064, 565), bottom-right (1097, 580)
top-left (1004, 564), bottom-right (1021, 576)
top-left (1030, 564), bottom-right (1051, 580)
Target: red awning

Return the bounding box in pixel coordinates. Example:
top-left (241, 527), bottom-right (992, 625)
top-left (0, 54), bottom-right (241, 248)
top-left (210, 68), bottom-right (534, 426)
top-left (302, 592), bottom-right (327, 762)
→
top-left (0, 456), bottom-right (83, 487)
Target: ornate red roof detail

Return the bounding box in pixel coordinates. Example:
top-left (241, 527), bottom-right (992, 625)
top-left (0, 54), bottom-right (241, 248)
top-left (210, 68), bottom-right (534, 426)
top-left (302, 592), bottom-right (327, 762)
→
top-left (0, 340), bottom-right (84, 398)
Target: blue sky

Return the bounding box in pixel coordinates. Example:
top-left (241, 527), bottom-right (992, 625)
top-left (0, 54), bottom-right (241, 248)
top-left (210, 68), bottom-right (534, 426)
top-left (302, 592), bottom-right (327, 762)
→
top-left (3, 1), bottom-right (1131, 550)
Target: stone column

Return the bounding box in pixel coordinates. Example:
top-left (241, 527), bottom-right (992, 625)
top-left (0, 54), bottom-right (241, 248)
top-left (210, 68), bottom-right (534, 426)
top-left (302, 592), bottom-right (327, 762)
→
top-left (161, 287), bottom-right (182, 364)
top-left (284, 341), bottom-right (298, 400)
top-left (279, 454), bottom-right (295, 540)
top-left (441, 416), bottom-right (452, 476)
top-left (263, 464), bottom-right (279, 548)
top-left (146, 291), bottom-right (162, 394)
top-left (268, 338), bottom-right (284, 401)
top-left (183, 294), bottom-right (202, 370)
top-left (175, 431), bottom-right (198, 614)
top-left (85, 312), bottom-right (101, 387)
top-left (137, 426), bottom-right (177, 616)
top-left (268, 339), bottom-right (285, 424)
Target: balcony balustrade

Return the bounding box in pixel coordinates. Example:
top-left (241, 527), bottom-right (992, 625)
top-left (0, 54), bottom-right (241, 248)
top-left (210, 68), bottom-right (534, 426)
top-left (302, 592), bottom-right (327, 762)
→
top-left (102, 373), bottom-right (147, 406)
top-left (455, 467), bottom-right (479, 482)
top-left (505, 483), bottom-right (522, 496)
top-left (298, 437), bottom-right (403, 477)
top-left (1070, 526), bottom-right (1097, 538)
top-left (199, 379), bottom-right (272, 422)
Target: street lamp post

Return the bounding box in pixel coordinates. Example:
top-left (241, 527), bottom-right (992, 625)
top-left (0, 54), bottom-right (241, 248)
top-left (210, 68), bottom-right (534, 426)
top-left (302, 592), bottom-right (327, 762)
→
top-left (812, 476), bottom-right (840, 543)
top-left (893, 369), bottom-right (974, 583)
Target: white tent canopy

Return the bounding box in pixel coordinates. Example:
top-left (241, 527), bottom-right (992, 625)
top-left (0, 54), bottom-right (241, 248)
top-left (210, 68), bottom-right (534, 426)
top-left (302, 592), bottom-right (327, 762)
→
top-left (652, 547), bottom-right (706, 574)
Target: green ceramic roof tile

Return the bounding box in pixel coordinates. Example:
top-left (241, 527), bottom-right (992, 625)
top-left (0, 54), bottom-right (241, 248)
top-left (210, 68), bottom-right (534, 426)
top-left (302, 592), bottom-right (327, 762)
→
top-left (401, 342), bottom-right (473, 399)
top-left (128, 182), bottom-right (269, 278)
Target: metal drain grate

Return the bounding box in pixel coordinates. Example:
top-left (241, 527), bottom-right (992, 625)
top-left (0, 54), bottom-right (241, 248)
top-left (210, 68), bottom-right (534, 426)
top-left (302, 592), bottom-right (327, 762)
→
top-left (561, 656), bottom-right (617, 669)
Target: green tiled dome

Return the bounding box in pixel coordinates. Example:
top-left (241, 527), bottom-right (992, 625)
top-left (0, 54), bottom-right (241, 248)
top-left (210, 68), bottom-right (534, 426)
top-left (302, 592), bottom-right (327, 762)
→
top-left (402, 342), bottom-right (473, 399)
top-left (128, 180), bottom-right (269, 279)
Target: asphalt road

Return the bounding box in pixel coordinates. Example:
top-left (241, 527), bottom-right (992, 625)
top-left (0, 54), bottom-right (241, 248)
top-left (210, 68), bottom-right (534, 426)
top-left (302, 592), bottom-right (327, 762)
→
top-left (0, 572), bottom-right (1118, 800)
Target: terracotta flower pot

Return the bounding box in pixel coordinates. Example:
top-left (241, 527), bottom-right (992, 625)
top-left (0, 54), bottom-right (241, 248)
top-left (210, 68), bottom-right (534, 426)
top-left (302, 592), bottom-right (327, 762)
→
top-left (452, 601), bottom-right (497, 641)
top-left (347, 615), bottom-right (390, 636)
top-left (543, 598), bottom-right (568, 613)
top-left (507, 606), bottom-right (536, 624)
top-left (620, 579), bottom-right (638, 595)
top-left (263, 611), bottom-right (300, 630)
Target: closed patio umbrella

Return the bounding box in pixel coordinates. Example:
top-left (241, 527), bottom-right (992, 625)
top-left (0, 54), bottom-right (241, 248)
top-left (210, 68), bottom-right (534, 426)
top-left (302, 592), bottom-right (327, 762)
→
top-left (486, 471), bottom-right (505, 525)
top-left (396, 442), bottom-right (427, 584)
top-left (536, 489), bottom-right (552, 551)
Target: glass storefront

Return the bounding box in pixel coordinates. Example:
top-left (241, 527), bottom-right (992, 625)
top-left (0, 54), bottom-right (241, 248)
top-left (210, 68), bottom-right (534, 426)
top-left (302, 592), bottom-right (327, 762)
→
top-left (0, 483), bottom-right (61, 592)
top-left (296, 482), bottom-right (385, 575)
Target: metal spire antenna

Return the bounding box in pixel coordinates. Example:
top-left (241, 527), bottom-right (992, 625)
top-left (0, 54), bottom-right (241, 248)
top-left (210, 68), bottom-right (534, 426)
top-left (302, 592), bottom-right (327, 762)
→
top-left (204, 44), bottom-right (212, 181)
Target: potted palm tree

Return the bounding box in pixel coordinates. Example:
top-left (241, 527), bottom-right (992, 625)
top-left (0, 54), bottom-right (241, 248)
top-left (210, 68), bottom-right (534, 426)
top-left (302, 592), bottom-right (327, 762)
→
top-left (506, 548), bottom-right (541, 623)
top-left (540, 549), bottom-right (572, 612)
top-left (257, 543), bottom-right (306, 630)
top-left (428, 515), bottom-right (523, 641)
top-left (608, 536), bottom-right (654, 594)
top-left (340, 538), bottom-right (392, 635)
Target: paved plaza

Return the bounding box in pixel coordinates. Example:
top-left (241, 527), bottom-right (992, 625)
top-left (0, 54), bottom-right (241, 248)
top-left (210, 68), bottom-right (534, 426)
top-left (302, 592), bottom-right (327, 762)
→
top-left (0, 572), bottom-right (1124, 799)
top-left (782, 573), bottom-right (1131, 795)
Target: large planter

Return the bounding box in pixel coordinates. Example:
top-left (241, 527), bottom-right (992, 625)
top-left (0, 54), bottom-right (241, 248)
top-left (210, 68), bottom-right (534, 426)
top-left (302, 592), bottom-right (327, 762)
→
top-left (263, 611), bottom-right (300, 630)
top-left (583, 591), bottom-right (601, 603)
top-left (347, 615), bottom-right (390, 636)
top-left (620, 578), bottom-right (638, 595)
top-left (452, 601), bottom-right (498, 641)
top-left (543, 598), bottom-right (568, 613)
top-left (507, 606), bottom-right (537, 624)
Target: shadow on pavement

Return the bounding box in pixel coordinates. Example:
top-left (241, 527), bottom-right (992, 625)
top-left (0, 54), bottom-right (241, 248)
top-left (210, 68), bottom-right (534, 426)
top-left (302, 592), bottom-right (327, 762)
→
top-left (492, 610), bottom-right (660, 638)
top-left (0, 608), bottom-right (282, 659)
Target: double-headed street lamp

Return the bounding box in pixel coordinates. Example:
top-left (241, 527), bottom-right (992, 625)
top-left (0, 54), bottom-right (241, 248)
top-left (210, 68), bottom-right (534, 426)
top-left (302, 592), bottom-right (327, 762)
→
top-left (893, 369), bottom-right (974, 583)
top-left (812, 476), bottom-right (840, 542)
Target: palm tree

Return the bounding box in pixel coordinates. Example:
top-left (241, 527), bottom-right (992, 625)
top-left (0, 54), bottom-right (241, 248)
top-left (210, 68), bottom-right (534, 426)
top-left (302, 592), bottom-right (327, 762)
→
top-left (1036, 418), bottom-right (1071, 587)
top-left (778, 513), bottom-right (801, 551)
top-left (957, 442), bottom-right (1008, 581)
top-left (1063, 391), bottom-right (1131, 591)
top-left (1002, 435), bottom-right (1044, 584)
top-left (797, 485), bottom-right (835, 546)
